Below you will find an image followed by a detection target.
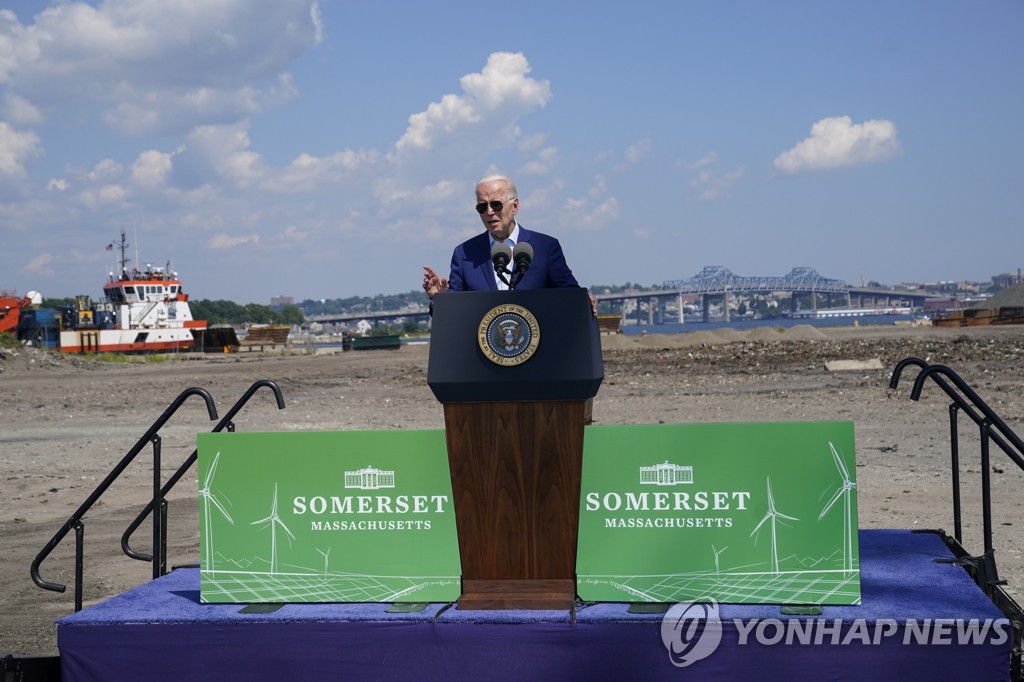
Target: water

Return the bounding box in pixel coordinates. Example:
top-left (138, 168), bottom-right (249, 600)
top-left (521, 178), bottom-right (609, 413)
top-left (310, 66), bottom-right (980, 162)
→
top-left (304, 316), bottom-right (913, 346)
top-left (619, 314), bottom-right (911, 336)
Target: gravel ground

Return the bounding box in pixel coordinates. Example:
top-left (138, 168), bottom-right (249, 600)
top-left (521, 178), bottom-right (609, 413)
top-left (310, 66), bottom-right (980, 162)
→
top-left (2, 322), bottom-right (1024, 656)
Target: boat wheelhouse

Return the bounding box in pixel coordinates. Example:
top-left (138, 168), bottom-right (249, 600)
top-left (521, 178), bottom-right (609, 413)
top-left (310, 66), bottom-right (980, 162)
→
top-left (58, 232), bottom-right (206, 354)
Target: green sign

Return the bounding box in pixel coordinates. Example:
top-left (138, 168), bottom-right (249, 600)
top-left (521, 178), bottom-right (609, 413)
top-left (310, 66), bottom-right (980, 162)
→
top-left (196, 430), bottom-right (461, 604)
top-left (577, 421), bottom-right (860, 605)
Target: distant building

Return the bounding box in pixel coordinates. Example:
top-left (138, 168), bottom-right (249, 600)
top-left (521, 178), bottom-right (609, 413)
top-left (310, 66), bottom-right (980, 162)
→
top-left (923, 298), bottom-right (962, 314)
top-left (270, 295), bottom-right (294, 306)
top-left (992, 271), bottom-right (1023, 289)
top-left (921, 280), bottom-right (984, 296)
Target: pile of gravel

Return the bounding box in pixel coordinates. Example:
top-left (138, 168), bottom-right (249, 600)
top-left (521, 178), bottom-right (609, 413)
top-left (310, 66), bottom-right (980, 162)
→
top-left (0, 345), bottom-right (101, 373)
top-left (783, 324), bottom-right (828, 341)
top-left (975, 282), bottom-right (1024, 309)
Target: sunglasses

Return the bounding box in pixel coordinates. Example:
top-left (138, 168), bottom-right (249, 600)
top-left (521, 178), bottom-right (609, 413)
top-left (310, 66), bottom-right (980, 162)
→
top-left (475, 200), bottom-right (512, 214)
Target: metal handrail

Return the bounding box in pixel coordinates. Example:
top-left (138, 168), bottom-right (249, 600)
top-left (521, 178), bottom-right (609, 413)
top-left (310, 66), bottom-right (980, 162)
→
top-left (910, 364), bottom-right (1024, 466)
top-left (120, 380), bottom-right (285, 570)
top-left (890, 357), bottom-right (1024, 680)
top-left (889, 358), bottom-right (1024, 582)
top-left (30, 387), bottom-right (217, 611)
top-left (890, 357), bottom-right (1024, 543)
top-left (892, 359), bottom-right (1024, 470)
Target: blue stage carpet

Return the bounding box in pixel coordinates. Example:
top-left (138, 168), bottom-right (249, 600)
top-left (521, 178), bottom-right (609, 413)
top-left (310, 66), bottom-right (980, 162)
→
top-left (57, 530), bottom-right (1012, 681)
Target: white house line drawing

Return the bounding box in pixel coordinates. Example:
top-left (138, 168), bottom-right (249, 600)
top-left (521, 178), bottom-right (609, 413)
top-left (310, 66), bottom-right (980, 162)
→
top-left (250, 482), bottom-right (295, 574)
top-left (199, 451), bottom-right (233, 576)
top-left (818, 441), bottom-right (857, 574)
top-left (344, 466), bottom-right (395, 490)
top-left (639, 461), bottom-right (693, 486)
top-left (750, 477), bottom-right (799, 575)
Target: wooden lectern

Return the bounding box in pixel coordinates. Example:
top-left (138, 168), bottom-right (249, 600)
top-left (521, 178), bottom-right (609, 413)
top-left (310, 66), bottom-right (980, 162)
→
top-left (427, 288), bottom-right (603, 610)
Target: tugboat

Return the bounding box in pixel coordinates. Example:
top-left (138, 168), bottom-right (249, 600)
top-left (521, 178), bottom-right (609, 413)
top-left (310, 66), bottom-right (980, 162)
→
top-left (58, 230), bottom-right (207, 353)
top-left (1, 290), bottom-right (38, 335)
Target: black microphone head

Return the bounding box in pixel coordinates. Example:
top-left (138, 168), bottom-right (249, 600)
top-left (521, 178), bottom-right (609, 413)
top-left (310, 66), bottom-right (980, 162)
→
top-left (491, 241), bottom-right (512, 269)
top-left (512, 241), bottom-right (533, 266)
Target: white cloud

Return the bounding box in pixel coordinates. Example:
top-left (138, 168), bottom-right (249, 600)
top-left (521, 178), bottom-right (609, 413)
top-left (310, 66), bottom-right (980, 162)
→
top-left (460, 52), bottom-right (551, 110)
top-left (688, 151), bottom-right (718, 170)
top-left (86, 158), bottom-right (124, 182)
top-left (394, 52), bottom-right (551, 154)
top-left (103, 74), bottom-right (300, 136)
top-left (397, 94), bottom-right (479, 152)
top-left (130, 149), bottom-right (175, 190)
top-left (624, 138), bottom-right (651, 165)
top-left (518, 147), bottom-right (558, 176)
top-left (77, 184), bottom-right (128, 208)
top-left (774, 116), bottom-right (902, 173)
top-left (173, 121), bottom-right (381, 194)
top-left (577, 197), bottom-right (619, 229)
top-left (518, 160), bottom-right (549, 176)
top-left (43, 158), bottom-right (134, 207)
top-left (518, 133), bottom-right (548, 152)
top-left (689, 167), bottom-right (745, 201)
top-left (2, 92), bottom-right (40, 124)
top-left (562, 176), bottom-right (620, 230)
top-left (0, 121), bottom-right (40, 177)
top-left (0, 9), bottom-right (25, 84)
top-left (209, 233), bottom-right (261, 249)
top-left (273, 148), bottom-right (380, 192)
top-left (415, 179), bottom-right (464, 213)
top-left (183, 122), bottom-right (267, 186)
top-left (283, 225), bottom-right (310, 241)
top-left (1, 1), bottom-right (321, 135)
top-left (23, 252), bottom-right (54, 275)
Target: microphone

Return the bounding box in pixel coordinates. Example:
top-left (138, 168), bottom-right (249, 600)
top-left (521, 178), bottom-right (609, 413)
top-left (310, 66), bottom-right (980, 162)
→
top-left (510, 242), bottom-right (533, 290)
top-left (491, 241), bottom-right (512, 287)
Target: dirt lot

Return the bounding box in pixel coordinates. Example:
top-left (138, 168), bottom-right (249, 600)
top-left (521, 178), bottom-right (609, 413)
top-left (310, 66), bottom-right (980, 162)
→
top-left (2, 322), bottom-right (1024, 656)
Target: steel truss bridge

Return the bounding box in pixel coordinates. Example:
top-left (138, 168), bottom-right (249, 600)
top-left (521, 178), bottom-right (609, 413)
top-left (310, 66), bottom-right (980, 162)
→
top-left (662, 266), bottom-right (849, 295)
top-left (606, 266), bottom-right (941, 325)
top-left (307, 266), bottom-right (939, 330)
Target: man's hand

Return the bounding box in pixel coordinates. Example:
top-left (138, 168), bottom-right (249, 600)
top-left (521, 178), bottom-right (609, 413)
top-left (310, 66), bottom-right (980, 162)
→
top-left (422, 265), bottom-right (449, 300)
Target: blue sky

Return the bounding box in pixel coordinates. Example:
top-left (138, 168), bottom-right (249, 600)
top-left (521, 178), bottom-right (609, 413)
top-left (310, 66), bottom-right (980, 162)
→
top-left (1, 1), bottom-right (1021, 304)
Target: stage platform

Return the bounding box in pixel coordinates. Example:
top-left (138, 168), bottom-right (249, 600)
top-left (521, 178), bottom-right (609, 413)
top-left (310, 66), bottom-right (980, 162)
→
top-left (57, 529), bottom-right (1012, 681)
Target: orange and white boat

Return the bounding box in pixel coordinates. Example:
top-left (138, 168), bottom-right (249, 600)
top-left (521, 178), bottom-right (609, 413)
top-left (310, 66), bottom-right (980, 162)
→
top-left (58, 232), bottom-right (207, 354)
top-left (1, 290), bottom-right (35, 335)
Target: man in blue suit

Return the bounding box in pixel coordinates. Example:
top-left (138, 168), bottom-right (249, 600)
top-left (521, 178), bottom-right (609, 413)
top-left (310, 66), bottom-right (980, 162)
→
top-left (422, 175), bottom-right (591, 304)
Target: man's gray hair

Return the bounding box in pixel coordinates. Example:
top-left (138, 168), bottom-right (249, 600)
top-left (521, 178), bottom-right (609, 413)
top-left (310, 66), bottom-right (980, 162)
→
top-left (477, 174), bottom-right (517, 200)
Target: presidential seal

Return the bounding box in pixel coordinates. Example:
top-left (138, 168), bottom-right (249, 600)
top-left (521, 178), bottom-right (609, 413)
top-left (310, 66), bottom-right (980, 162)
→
top-left (477, 304), bottom-right (540, 366)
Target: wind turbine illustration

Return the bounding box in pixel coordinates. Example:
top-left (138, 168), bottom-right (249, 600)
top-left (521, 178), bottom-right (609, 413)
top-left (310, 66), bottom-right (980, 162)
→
top-left (712, 545), bottom-right (727, 578)
top-left (818, 441), bottom-right (857, 573)
top-left (199, 451), bottom-right (233, 576)
top-left (250, 482), bottom-right (295, 574)
top-left (750, 477), bottom-right (799, 575)
top-left (316, 546), bottom-right (332, 577)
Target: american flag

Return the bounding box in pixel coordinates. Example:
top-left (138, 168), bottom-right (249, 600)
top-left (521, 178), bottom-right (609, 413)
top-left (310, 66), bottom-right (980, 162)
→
top-left (105, 243), bottom-right (113, 251)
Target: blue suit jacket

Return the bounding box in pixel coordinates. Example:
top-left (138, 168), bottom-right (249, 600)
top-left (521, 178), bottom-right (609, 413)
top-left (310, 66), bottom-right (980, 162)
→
top-left (447, 226), bottom-right (580, 292)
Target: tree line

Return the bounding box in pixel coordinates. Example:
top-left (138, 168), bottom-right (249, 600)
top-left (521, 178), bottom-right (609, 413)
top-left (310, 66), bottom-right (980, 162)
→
top-left (294, 284), bottom-right (665, 317)
top-left (190, 300), bottom-right (305, 326)
top-left (40, 297), bottom-right (305, 326)
top-left (297, 290), bottom-right (429, 316)
top-left (43, 282), bottom-right (673, 327)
